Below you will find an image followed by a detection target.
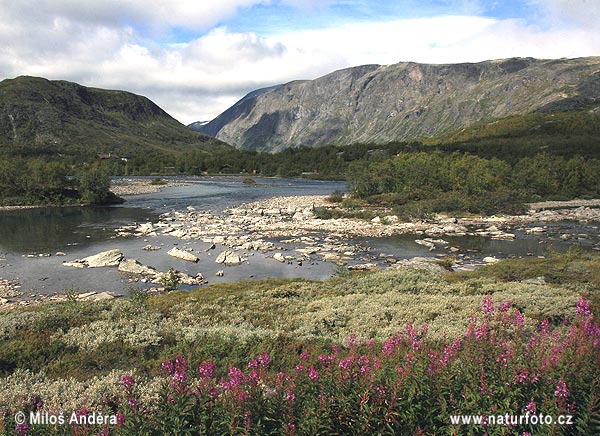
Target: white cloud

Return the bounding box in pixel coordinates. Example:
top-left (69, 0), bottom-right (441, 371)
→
top-left (0, 1), bottom-right (599, 124)
top-left (528, 0), bottom-right (600, 30)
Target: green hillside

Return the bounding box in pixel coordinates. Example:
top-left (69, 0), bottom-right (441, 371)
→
top-left (422, 110), bottom-right (600, 161)
top-left (0, 76), bottom-right (228, 161)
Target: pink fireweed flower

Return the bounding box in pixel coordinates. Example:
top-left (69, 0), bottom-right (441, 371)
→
top-left (554, 380), bottom-right (569, 398)
top-left (120, 374), bottom-right (135, 389)
top-left (540, 319), bottom-right (550, 335)
top-left (525, 401), bottom-right (536, 413)
top-left (499, 301), bottom-right (512, 312)
top-left (372, 357), bottom-right (382, 370)
top-left (576, 297), bottom-right (592, 317)
top-left (198, 361), bottom-right (216, 378)
top-left (248, 369), bottom-right (260, 384)
top-left (514, 311), bottom-right (524, 328)
top-left (116, 412), bottom-right (126, 426)
top-left (475, 324), bottom-right (488, 340)
top-left (358, 355), bottom-right (370, 366)
top-left (286, 391), bottom-right (296, 402)
top-left (286, 422), bottom-right (297, 436)
top-left (366, 339), bottom-right (374, 349)
top-left (348, 332), bottom-right (359, 348)
top-left (228, 366), bottom-right (245, 387)
top-left (482, 294), bottom-right (494, 315)
top-left (338, 356), bottom-right (354, 370)
top-left (299, 351), bottom-right (310, 361)
top-left (513, 370), bottom-right (529, 385)
top-left (248, 359), bottom-right (259, 369)
top-left (236, 391), bottom-right (250, 403)
top-left (127, 398), bottom-right (139, 409)
top-left (208, 386), bottom-right (220, 399)
top-left (308, 367), bottom-right (320, 381)
top-left (295, 364), bottom-right (305, 373)
top-left (258, 351), bottom-right (271, 367)
top-left (161, 358), bottom-right (174, 374)
top-left (16, 422), bottom-right (29, 436)
top-left (382, 335), bottom-right (402, 356)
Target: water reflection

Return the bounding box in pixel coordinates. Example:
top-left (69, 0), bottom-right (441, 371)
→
top-left (0, 206), bottom-right (158, 253)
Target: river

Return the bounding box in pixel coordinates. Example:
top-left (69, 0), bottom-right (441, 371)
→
top-left (0, 176), bottom-right (598, 300)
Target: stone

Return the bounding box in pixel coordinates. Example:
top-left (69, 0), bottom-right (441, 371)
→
top-left (415, 239), bottom-right (436, 251)
top-left (273, 252), bottom-right (286, 263)
top-left (371, 216), bottom-right (382, 224)
top-left (216, 270), bottom-right (224, 277)
top-left (522, 276), bottom-right (546, 285)
top-left (64, 249), bottom-right (124, 268)
top-left (167, 247), bottom-right (199, 263)
top-left (215, 250), bottom-right (243, 265)
top-left (483, 256), bottom-right (500, 264)
top-left (143, 245), bottom-right (162, 251)
top-left (55, 252), bottom-right (66, 256)
top-left (347, 263), bottom-right (378, 271)
top-left (62, 261), bottom-right (85, 268)
top-left (118, 259), bottom-right (158, 277)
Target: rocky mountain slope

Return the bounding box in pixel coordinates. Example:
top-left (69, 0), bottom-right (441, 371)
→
top-left (0, 76), bottom-right (227, 159)
top-left (191, 57), bottom-right (600, 152)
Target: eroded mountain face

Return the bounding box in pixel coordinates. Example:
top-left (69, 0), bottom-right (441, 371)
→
top-left (192, 57), bottom-right (600, 152)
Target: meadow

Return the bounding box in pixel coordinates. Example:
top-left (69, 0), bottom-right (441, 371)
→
top-left (0, 251), bottom-right (598, 435)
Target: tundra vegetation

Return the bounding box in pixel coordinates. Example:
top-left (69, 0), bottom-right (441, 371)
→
top-left (0, 252), bottom-right (599, 435)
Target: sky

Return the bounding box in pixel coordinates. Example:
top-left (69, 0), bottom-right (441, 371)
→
top-left (0, 1), bottom-right (599, 124)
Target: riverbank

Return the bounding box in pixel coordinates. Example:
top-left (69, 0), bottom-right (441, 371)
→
top-left (109, 177), bottom-right (189, 196)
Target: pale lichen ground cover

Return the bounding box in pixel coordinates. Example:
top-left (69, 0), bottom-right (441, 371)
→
top-left (0, 267), bottom-right (584, 411)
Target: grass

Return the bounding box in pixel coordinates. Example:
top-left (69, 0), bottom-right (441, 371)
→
top-left (0, 252), bottom-right (598, 433)
top-left (1, 253), bottom-right (596, 381)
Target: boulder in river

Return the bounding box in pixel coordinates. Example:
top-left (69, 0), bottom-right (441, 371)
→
top-left (167, 247), bottom-right (199, 263)
top-left (118, 259), bottom-right (158, 277)
top-left (63, 249), bottom-right (124, 268)
top-left (215, 250), bottom-right (243, 265)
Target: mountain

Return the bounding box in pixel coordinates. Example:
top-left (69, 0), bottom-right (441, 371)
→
top-left (0, 76), bottom-right (227, 160)
top-left (191, 57), bottom-right (600, 152)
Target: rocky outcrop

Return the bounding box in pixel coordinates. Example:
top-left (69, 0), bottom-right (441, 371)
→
top-left (193, 57), bottom-right (600, 151)
top-left (215, 251), bottom-right (244, 265)
top-left (167, 247), bottom-right (199, 263)
top-left (118, 258), bottom-right (158, 276)
top-left (63, 249), bottom-right (124, 268)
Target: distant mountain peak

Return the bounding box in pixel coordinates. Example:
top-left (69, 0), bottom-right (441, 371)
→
top-left (192, 56), bottom-right (600, 152)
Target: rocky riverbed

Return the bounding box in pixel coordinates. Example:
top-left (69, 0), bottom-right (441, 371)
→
top-left (1, 195), bottom-right (598, 309)
top-left (117, 195), bottom-right (600, 275)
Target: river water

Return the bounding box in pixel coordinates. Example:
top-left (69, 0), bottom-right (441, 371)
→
top-left (0, 176), bottom-right (598, 299)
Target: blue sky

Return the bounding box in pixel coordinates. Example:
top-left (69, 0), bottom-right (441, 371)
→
top-left (0, 0), bottom-right (598, 123)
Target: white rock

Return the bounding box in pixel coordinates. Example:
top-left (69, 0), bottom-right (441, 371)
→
top-left (483, 256), bottom-right (500, 264)
top-left (118, 259), bottom-right (158, 277)
top-left (273, 252), bottom-right (286, 263)
top-left (215, 250), bottom-right (243, 265)
top-left (63, 249), bottom-right (124, 268)
top-left (167, 247), bottom-right (199, 263)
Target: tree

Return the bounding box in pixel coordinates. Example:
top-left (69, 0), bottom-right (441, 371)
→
top-left (78, 167), bottom-right (113, 205)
